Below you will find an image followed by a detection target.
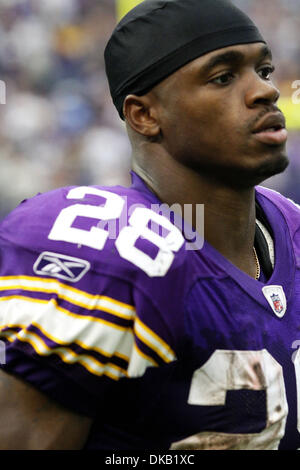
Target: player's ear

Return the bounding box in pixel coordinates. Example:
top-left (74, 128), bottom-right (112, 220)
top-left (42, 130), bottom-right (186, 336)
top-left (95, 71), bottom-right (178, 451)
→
top-left (123, 94), bottom-right (161, 138)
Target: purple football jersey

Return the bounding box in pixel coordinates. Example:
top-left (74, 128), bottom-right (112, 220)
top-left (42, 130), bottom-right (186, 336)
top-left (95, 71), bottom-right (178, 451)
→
top-left (0, 172), bottom-right (300, 450)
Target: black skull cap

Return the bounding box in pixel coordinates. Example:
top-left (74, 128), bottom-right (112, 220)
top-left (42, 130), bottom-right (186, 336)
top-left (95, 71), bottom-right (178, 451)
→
top-left (104, 0), bottom-right (266, 119)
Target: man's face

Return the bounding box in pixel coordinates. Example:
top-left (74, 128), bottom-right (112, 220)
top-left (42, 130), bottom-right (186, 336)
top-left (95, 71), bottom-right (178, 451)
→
top-left (151, 42), bottom-right (289, 188)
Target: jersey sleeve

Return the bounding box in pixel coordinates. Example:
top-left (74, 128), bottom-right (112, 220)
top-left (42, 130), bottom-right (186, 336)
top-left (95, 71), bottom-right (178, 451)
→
top-left (0, 190), bottom-right (179, 417)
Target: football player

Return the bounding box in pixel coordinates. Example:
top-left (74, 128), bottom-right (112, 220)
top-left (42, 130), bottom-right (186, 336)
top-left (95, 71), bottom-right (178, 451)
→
top-left (0, 0), bottom-right (299, 450)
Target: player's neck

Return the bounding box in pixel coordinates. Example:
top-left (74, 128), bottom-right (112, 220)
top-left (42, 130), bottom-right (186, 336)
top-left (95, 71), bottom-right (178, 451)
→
top-left (133, 159), bottom-right (258, 279)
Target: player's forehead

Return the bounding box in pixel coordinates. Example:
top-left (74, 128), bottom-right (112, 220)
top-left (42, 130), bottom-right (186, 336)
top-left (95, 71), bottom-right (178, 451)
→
top-left (150, 42), bottom-right (271, 97)
top-left (171, 43), bottom-right (271, 81)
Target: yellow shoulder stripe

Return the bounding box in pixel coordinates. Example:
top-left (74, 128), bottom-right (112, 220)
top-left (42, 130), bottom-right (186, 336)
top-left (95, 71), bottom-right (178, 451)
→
top-left (134, 317), bottom-right (176, 363)
top-left (0, 275), bottom-right (135, 320)
top-left (0, 328), bottom-right (126, 381)
top-left (0, 295), bottom-right (131, 331)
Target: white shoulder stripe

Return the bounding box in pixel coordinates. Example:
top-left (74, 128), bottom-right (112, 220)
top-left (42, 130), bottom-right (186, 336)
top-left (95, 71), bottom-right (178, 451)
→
top-left (2, 328), bottom-right (125, 381)
top-left (0, 296), bottom-right (175, 379)
top-left (127, 344), bottom-right (157, 377)
top-left (0, 296), bottom-right (134, 361)
top-left (0, 276), bottom-right (135, 320)
top-left (134, 317), bottom-right (176, 363)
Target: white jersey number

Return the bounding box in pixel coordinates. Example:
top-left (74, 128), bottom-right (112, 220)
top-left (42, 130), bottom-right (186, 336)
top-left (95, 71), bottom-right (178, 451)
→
top-left (171, 349), bottom-right (289, 450)
top-left (49, 187), bottom-right (124, 250)
top-left (48, 187), bottom-right (184, 277)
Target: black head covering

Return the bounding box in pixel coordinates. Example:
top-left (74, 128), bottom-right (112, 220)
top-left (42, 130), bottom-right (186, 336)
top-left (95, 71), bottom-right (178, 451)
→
top-left (104, 0), bottom-right (266, 119)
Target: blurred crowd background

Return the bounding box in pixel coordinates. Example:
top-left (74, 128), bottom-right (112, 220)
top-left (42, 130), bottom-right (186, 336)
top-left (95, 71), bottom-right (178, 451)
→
top-left (0, 0), bottom-right (299, 218)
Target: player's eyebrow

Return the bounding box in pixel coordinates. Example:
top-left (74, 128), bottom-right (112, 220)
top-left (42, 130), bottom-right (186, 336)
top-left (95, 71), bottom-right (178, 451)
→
top-left (200, 45), bottom-right (273, 75)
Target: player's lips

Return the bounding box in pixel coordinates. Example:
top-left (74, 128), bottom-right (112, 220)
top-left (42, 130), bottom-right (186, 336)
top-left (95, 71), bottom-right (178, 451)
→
top-left (252, 113), bottom-right (288, 145)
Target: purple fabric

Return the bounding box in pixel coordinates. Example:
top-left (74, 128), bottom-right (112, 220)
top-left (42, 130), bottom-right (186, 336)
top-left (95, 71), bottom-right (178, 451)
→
top-left (0, 174), bottom-right (300, 449)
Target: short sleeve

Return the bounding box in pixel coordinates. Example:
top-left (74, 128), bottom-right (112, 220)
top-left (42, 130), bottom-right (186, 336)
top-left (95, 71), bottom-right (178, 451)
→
top-left (0, 212), bottom-right (177, 416)
top-left (0, 187), bottom-right (182, 418)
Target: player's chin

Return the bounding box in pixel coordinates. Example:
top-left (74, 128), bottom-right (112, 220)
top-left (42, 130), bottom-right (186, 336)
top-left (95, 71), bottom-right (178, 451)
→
top-left (252, 147), bottom-right (289, 183)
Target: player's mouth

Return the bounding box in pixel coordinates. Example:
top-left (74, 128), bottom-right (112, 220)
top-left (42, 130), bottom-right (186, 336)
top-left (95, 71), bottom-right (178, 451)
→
top-left (252, 112), bottom-right (288, 145)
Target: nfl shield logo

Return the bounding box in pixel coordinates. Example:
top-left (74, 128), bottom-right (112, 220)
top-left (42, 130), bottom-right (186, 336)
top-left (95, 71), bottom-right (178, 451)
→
top-left (270, 293), bottom-right (284, 315)
top-left (262, 285), bottom-right (287, 318)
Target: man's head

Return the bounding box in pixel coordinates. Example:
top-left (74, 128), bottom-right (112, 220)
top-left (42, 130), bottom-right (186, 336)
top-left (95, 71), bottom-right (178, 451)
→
top-left (104, 0), bottom-right (288, 188)
top-left (105, 0), bottom-right (266, 119)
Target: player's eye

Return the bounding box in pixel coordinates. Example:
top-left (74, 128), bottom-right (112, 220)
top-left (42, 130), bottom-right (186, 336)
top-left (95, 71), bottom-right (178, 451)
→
top-left (258, 65), bottom-right (275, 80)
top-left (210, 72), bottom-right (235, 85)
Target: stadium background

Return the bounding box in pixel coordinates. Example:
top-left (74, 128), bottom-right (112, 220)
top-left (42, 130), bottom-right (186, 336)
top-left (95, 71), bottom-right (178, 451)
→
top-left (0, 0), bottom-right (299, 219)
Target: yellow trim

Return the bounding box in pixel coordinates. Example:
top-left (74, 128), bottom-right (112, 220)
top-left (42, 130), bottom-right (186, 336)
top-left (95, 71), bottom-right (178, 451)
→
top-left (0, 318), bottom-right (130, 365)
top-left (1, 293), bottom-right (133, 358)
top-left (0, 330), bottom-right (16, 341)
top-left (0, 295), bottom-right (132, 361)
top-left (134, 317), bottom-right (176, 363)
top-left (133, 342), bottom-right (158, 367)
top-left (0, 323), bottom-right (26, 330)
top-left (0, 275), bottom-right (136, 320)
top-left (0, 280), bottom-right (176, 367)
top-left (0, 295), bottom-right (131, 333)
top-left (0, 327), bottom-right (126, 381)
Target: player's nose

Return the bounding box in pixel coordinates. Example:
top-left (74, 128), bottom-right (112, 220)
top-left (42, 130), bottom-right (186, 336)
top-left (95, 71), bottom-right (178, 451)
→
top-left (244, 74), bottom-right (280, 108)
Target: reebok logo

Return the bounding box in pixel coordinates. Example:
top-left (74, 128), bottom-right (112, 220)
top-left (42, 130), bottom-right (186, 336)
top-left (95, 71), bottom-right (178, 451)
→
top-left (33, 252), bottom-right (90, 282)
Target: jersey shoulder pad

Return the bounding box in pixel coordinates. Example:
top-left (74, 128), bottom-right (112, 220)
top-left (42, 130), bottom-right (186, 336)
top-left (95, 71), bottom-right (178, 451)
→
top-left (0, 184), bottom-right (187, 281)
top-left (256, 186), bottom-right (300, 237)
top-left (0, 184), bottom-right (147, 251)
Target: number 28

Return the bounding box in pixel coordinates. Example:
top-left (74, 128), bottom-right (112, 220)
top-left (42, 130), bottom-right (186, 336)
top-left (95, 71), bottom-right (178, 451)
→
top-left (48, 187), bottom-right (184, 277)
